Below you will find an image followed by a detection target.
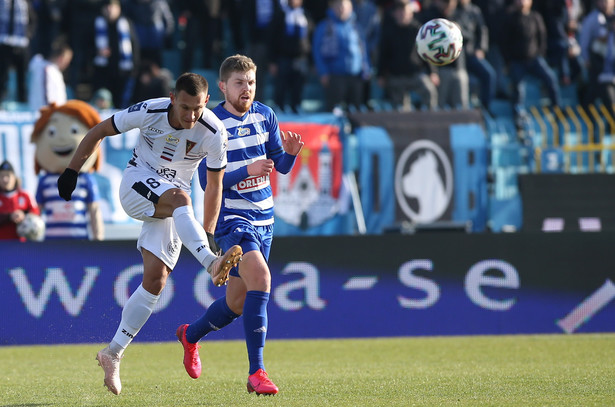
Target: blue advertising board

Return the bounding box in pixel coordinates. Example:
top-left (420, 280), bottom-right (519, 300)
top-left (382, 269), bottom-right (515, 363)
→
top-left (1, 233), bottom-right (613, 345)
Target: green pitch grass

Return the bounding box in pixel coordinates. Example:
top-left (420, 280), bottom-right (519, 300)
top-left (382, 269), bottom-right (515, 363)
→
top-left (1, 334), bottom-right (613, 406)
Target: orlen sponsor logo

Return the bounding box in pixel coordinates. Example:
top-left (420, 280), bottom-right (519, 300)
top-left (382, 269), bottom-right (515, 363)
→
top-left (237, 175), bottom-right (268, 192)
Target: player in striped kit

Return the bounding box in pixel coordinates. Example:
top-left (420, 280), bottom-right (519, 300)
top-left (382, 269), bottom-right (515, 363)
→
top-left (57, 72), bottom-right (243, 395)
top-left (176, 55), bottom-right (304, 395)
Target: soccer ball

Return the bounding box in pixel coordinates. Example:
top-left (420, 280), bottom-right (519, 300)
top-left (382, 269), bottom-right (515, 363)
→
top-left (17, 213), bottom-right (46, 241)
top-left (416, 18), bottom-right (463, 66)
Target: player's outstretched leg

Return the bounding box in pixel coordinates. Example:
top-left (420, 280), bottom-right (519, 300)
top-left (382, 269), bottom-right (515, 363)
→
top-left (207, 245), bottom-right (242, 287)
top-left (247, 369), bottom-right (279, 396)
top-left (96, 346), bottom-right (122, 395)
top-left (176, 324), bottom-right (202, 379)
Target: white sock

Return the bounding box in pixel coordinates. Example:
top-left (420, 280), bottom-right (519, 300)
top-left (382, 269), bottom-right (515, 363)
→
top-left (111, 284), bottom-right (160, 353)
top-left (172, 205), bottom-right (217, 267)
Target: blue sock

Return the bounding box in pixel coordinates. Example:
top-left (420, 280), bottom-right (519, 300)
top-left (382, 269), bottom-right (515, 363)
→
top-left (186, 296), bottom-right (239, 343)
top-left (243, 291), bottom-right (269, 375)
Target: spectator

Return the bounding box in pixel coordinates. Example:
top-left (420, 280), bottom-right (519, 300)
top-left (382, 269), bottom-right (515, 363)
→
top-left (499, 0), bottom-right (562, 113)
top-left (312, 0), bottom-right (371, 111)
top-left (0, 160), bottom-right (40, 241)
top-left (27, 37), bottom-right (73, 111)
top-left (534, 0), bottom-right (585, 86)
top-left (270, 0), bottom-right (312, 113)
top-left (353, 0), bottom-right (382, 106)
top-left (377, 0), bottom-right (438, 110)
top-left (130, 59), bottom-right (173, 104)
top-left (453, 0), bottom-right (496, 111)
top-left (0, 0), bottom-right (36, 104)
top-left (122, 0), bottom-right (174, 67)
top-left (91, 0), bottom-right (140, 109)
top-left (595, 14), bottom-right (615, 119)
top-left (245, 0), bottom-right (282, 102)
top-left (304, 0), bottom-right (330, 23)
top-left (578, 0), bottom-right (615, 107)
top-left (177, 0), bottom-right (222, 71)
top-left (30, 0), bottom-right (64, 58)
top-left (64, 0), bottom-right (106, 99)
top-left (419, 0), bottom-right (471, 109)
top-left (90, 87), bottom-right (114, 110)
top-left (474, 0), bottom-right (511, 99)
top-left (221, 0), bottom-right (247, 54)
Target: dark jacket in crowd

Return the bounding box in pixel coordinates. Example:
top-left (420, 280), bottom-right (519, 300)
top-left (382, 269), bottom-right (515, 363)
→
top-left (271, 5), bottom-right (312, 59)
top-left (500, 9), bottom-right (548, 62)
top-left (377, 10), bottom-right (434, 77)
top-left (453, 1), bottom-right (489, 56)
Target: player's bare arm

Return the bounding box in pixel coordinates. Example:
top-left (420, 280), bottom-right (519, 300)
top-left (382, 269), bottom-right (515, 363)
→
top-left (281, 131), bottom-right (304, 156)
top-left (58, 117), bottom-right (118, 201)
top-left (203, 168), bottom-right (224, 234)
top-left (67, 118), bottom-right (118, 172)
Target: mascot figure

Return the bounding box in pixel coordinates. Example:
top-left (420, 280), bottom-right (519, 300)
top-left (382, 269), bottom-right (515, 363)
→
top-left (32, 100), bottom-right (104, 240)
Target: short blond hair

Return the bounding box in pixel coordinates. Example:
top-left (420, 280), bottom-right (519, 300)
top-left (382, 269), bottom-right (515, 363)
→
top-left (219, 54), bottom-right (257, 82)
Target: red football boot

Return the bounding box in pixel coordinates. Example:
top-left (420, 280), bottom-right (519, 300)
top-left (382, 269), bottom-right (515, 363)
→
top-left (176, 324), bottom-right (202, 379)
top-left (247, 369), bottom-right (279, 395)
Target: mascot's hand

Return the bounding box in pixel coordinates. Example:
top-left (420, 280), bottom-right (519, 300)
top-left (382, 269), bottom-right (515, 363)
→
top-left (57, 168), bottom-right (79, 201)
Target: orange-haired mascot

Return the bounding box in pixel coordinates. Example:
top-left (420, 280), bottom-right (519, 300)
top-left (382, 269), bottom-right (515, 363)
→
top-left (32, 100), bottom-right (104, 240)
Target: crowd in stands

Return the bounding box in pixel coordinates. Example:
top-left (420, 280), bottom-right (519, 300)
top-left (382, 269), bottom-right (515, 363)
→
top-left (0, 0), bottom-right (613, 118)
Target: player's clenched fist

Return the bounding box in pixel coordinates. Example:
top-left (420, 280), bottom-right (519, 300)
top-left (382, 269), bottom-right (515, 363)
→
top-left (248, 159), bottom-right (274, 176)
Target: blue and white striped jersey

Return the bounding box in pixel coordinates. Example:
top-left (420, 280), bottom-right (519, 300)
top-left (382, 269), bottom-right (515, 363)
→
top-left (199, 101), bottom-right (294, 228)
top-left (36, 172), bottom-right (99, 239)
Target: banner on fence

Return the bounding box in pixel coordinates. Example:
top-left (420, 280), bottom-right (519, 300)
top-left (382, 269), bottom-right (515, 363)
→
top-left (347, 110), bottom-right (485, 227)
top-left (1, 232), bottom-right (613, 345)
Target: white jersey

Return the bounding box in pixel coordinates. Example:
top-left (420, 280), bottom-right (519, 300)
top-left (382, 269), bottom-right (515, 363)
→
top-left (112, 97), bottom-right (228, 192)
top-left (27, 54), bottom-right (68, 111)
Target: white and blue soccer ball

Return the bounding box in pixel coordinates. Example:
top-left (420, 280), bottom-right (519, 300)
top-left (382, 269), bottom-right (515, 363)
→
top-left (416, 18), bottom-right (463, 66)
top-left (17, 213), bottom-right (46, 241)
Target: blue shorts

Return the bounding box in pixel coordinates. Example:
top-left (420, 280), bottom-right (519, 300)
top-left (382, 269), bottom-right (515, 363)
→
top-left (216, 219), bottom-right (273, 277)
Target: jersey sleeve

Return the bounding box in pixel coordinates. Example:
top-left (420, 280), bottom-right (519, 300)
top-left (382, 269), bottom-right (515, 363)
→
top-left (112, 101), bottom-right (148, 133)
top-left (265, 110), bottom-right (287, 163)
top-left (203, 123), bottom-right (228, 171)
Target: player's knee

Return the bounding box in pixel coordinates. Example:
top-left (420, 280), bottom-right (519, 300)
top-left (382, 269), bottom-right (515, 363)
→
top-left (243, 273), bottom-right (270, 292)
top-left (142, 277), bottom-right (166, 295)
top-left (159, 188), bottom-right (191, 212)
top-left (169, 189), bottom-right (192, 207)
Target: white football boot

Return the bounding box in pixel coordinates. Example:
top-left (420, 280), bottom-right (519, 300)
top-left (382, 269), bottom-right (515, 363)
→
top-left (96, 346), bottom-right (122, 395)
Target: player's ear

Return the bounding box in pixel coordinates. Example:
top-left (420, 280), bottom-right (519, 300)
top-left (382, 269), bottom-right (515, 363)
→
top-left (204, 94), bottom-right (210, 104)
top-left (218, 80), bottom-right (225, 94)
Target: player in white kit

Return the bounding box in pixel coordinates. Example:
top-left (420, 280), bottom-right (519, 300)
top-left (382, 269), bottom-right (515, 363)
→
top-left (57, 72), bottom-right (243, 395)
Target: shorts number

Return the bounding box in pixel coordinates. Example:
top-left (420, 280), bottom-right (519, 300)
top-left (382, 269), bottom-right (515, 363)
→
top-left (146, 178), bottom-right (161, 189)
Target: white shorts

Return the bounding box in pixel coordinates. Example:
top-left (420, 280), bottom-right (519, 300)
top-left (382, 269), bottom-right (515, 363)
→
top-left (120, 166), bottom-right (183, 269)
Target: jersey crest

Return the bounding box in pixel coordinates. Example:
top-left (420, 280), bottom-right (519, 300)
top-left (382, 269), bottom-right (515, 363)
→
top-left (186, 140), bottom-right (196, 155)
